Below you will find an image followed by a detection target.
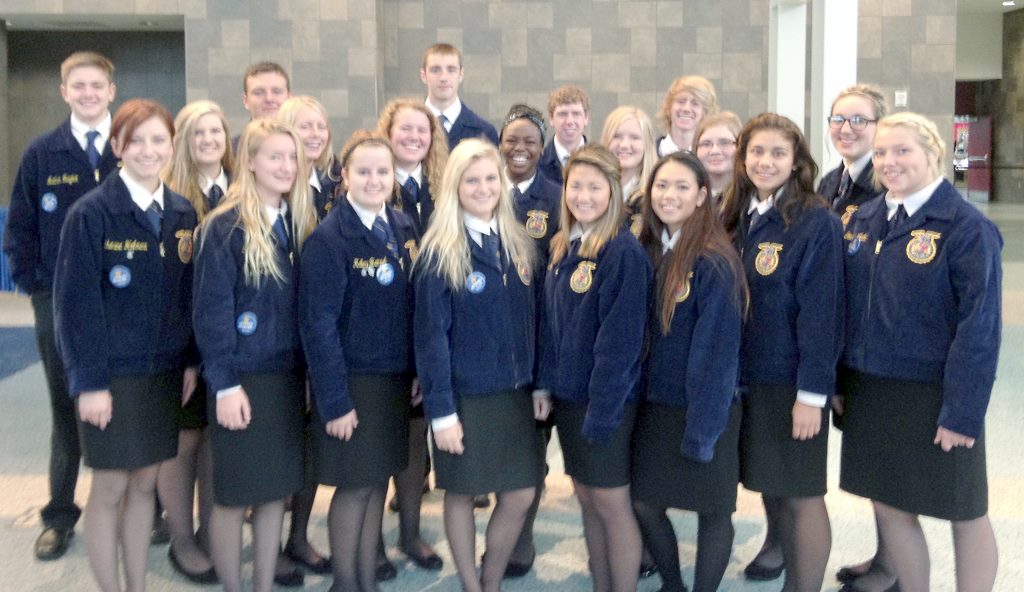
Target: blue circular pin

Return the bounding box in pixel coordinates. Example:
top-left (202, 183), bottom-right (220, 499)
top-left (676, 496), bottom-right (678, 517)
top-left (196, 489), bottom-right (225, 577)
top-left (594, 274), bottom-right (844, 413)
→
top-left (376, 263), bottom-right (395, 286)
top-left (848, 237), bottom-right (861, 255)
top-left (236, 311), bottom-right (258, 336)
top-left (108, 265), bottom-right (131, 288)
top-left (41, 192), bottom-right (58, 213)
top-left (465, 271), bottom-right (486, 294)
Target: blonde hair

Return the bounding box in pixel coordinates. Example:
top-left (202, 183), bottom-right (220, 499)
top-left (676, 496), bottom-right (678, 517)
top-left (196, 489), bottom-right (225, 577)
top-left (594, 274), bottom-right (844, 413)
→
top-left (549, 145), bottom-right (626, 266)
top-left (547, 84), bottom-right (591, 116)
top-left (337, 129), bottom-right (396, 196)
top-left (831, 83), bottom-right (889, 120)
top-left (377, 98), bottom-right (450, 201)
top-left (277, 95), bottom-right (336, 172)
top-left (694, 111), bottom-right (742, 147)
top-left (61, 51), bottom-right (114, 83)
top-left (163, 100), bottom-right (234, 222)
top-left (201, 119), bottom-right (317, 287)
top-left (416, 138), bottom-right (536, 290)
top-left (658, 75), bottom-right (720, 133)
top-left (873, 112), bottom-right (947, 187)
top-left (600, 106), bottom-right (658, 206)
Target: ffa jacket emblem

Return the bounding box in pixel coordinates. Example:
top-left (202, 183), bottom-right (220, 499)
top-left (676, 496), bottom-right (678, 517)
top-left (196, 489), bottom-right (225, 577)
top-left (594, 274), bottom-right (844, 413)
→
top-left (629, 213), bottom-right (642, 238)
top-left (841, 205), bottom-right (858, 227)
top-left (754, 242), bottom-right (783, 276)
top-left (176, 229), bottom-right (193, 264)
top-left (404, 240), bottom-right (419, 262)
top-left (570, 261), bottom-right (596, 294)
top-left (906, 230), bottom-right (940, 264)
top-left (673, 271), bottom-right (694, 303)
top-left (515, 256), bottom-right (531, 286)
top-left (525, 210), bottom-right (548, 239)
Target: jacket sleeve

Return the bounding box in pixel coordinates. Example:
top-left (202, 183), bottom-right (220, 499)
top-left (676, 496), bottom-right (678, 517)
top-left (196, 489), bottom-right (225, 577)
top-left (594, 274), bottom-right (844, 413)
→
top-left (413, 261), bottom-right (457, 420)
top-left (793, 210), bottom-right (844, 396)
top-left (584, 241), bottom-right (653, 442)
top-left (298, 229), bottom-right (355, 423)
top-left (4, 148), bottom-right (43, 294)
top-left (192, 221), bottom-right (242, 392)
top-left (53, 203), bottom-right (110, 395)
top-left (939, 216), bottom-right (1002, 438)
top-left (682, 258), bottom-right (743, 462)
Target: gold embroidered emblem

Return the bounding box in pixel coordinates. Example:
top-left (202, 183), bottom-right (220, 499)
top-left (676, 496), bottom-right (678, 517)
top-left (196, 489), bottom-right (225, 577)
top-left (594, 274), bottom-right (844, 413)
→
top-left (515, 256), bottom-right (531, 286)
top-left (404, 239), bottom-right (419, 263)
top-left (905, 230), bottom-right (940, 264)
top-left (176, 229), bottom-right (193, 264)
top-left (841, 205), bottom-right (858, 228)
top-left (754, 242), bottom-right (783, 276)
top-left (569, 261), bottom-right (596, 294)
top-left (324, 200), bottom-right (333, 213)
top-left (673, 271), bottom-right (694, 303)
top-left (629, 213), bottom-right (642, 238)
top-left (525, 210), bottom-right (548, 239)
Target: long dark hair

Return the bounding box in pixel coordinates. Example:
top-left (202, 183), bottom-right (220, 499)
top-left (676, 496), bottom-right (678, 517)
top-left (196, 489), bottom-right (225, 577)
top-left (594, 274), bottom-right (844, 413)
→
top-left (638, 151), bottom-right (747, 334)
top-left (720, 113), bottom-right (825, 237)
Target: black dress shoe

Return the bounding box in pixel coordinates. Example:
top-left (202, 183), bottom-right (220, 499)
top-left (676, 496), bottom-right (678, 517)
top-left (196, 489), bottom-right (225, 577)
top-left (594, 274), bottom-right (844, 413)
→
top-left (35, 527), bottom-right (74, 561)
top-left (743, 559), bottom-right (784, 581)
top-left (473, 494), bottom-right (491, 509)
top-left (168, 547), bottom-right (218, 584)
top-left (401, 547), bottom-right (443, 570)
top-left (639, 561), bottom-right (658, 579)
top-left (388, 495), bottom-right (400, 513)
top-left (283, 546), bottom-right (332, 574)
top-left (503, 554), bottom-right (534, 579)
top-left (151, 514), bottom-right (171, 545)
top-left (839, 582), bottom-right (900, 592)
top-left (836, 560), bottom-right (874, 583)
top-left (273, 566), bottom-right (305, 587)
top-left (375, 558), bottom-right (398, 581)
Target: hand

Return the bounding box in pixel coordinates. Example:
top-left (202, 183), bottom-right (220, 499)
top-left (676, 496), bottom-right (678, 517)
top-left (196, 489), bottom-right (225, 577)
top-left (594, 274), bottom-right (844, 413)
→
top-left (533, 394), bottom-right (552, 421)
top-left (934, 426), bottom-right (975, 452)
top-left (791, 401), bottom-right (822, 440)
top-left (78, 390), bottom-right (113, 429)
top-left (217, 389), bottom-right (252, 430)
top-left (410, 378), bottom-right (423, 407)
top-left (326, 409), bottom-right (359, 441)
top-left (182, 367), bottom-right (199, 406)
top-left (433, 422), bottom-right (464, 455)
top-left (830, 395), bottom-right (844, 416)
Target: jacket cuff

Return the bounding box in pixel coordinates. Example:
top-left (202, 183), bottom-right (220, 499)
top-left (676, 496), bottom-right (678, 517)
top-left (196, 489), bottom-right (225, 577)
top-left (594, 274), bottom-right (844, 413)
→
top-left (67, 367), bottom-right (110, 398)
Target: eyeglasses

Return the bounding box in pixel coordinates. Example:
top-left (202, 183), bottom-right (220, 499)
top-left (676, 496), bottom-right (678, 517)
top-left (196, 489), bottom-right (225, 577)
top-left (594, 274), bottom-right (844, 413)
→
top-left (827, 115), bottom-right (877, 130)
top-left (696, 139), bottom-right (736, 151)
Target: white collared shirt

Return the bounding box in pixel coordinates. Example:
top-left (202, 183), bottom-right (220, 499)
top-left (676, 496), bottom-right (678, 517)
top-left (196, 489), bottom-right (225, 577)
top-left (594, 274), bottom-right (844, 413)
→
top-left (514, 174), bottom-right (536, 196)
top-left (885, 177), bottom-right (942, 219)
top-left (347, 195), bottom-right (387, 230)
top-left (70, 112), bottom-right (112, 154)
top-left (119, 168), bottom-right (164, 212)
top-left (263, 200), bottom-right (289, 224)
top-left (661, 227), bottom-right (680, 254)
top-left (309, 169), bottom-right (322, 193)
top-left (200, 168), bottom-right (228, 196)
top-left (425, 97), bottom-right (462, 132)
top-left (658, 135), bottom-right (681, 157)
top-left (622, 177), bottom-right (639, 201)
top-left (747, 193), bottom-right (775, 217)
top-left (843, 151), bottom-right (874, 184)
top-left (554, 137), bottom-right (585, 165)
top-left (396, 164), bottom-right (424, 190)
top-left (462, 212), bottom-right (498, 248)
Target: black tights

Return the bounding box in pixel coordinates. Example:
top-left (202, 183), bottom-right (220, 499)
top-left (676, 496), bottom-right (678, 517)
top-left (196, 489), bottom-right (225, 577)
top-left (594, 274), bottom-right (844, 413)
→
top-left (384, 417), bottom-right (435, 557)
top-left (633, 499), bottom-right (734, 592)
top-left (328, 483), bottom-right (386, 592)
top-left (774, 495), bottom-right (830, 592)
top-left (209, 500), bottom-right (284, 592)
top-left (445, 487), bottom-right (535, 592)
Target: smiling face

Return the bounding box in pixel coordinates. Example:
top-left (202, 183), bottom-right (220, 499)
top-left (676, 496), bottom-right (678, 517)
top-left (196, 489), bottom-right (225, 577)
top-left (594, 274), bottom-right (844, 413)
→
top-left (830, 94), bottom-right (877, 162)
top-left (500, 118), bottom-right (543, 184)
top-left (293, 106), bottom-right (330, 162)
top-left (670, 91), bottom-right (704, 136)
top-left (695, 124), bottom-right (737, 178)
top-left (190, 112), bottom-right (227, 174)
top-left (650, 160), bottom-right (706, 234)
top-left (458, 156), bottom-right (502, 220)
top-left (550, 102), bottom-right (588, 149)
top-left (745, 129), bottom-right (795, 201)
top-left (243, 71), bottom-right (289, 119)
top-left (113, 116), bottom-right (173, 192)
top-left (420, 53), bottom-right (463, 107)
top-left (61, 65), bottom-right (116, 127)
top-left (249, 132), bottom-right (299, 206)
top-left (343, 144), bottom-right (394, 212)
top-left (607, 117), bottom-right (644, 182)
top-left (872, 126), bottom-right (936, 200)
top-left (389, 108), bottom-right (432, 171)
top-left (565, 162), bottom-right (611, 231)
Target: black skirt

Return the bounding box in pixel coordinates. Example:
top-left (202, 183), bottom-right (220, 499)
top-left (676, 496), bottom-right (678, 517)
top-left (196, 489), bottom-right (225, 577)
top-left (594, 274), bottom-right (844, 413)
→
top-left (631, 401), bottom-right (741, 514)
top-left (208, 371), bottom-right (306, 507)
top-left (79, 371), bottom-right (181, 470)
top-left (315, 374), bottom-right (412, 490)
top-left (433, 389), bottom-right (544, 496)
top-left (740, 384), bottom-right (829, 497)
top-left (178, 379), bottom-right (208, 430)
top-left (553, 399), bottom-right (636, 488)
top-left (839, 370), bottom-right (988, 521)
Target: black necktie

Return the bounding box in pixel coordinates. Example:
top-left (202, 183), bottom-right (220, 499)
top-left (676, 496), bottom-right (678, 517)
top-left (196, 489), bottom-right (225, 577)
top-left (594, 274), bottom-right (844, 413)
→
top-left (482, 231), bottom-right (502, 269)
top-left (207, 184), bottom-right (223, 210)
top-left (886, 204), bottom-right (908, 239)
top-left (372, 215), bottom-right (399, 258)
top-left (145, 200), bottom-right (162, 237)
top-left (273, 213), bottom-right (290, 251)
top-left (837, 168), bottom-right (852, 202)
top-left (86, 130), bottom-right (101, 170)
top-left (403, 177), bottom-right (419, 203)
top-left (748, 209), bottom-right (761, 236)
top-left (439, 113), bottom-right (451, 133)
top-left (512, 187), bottom-right (524, 204)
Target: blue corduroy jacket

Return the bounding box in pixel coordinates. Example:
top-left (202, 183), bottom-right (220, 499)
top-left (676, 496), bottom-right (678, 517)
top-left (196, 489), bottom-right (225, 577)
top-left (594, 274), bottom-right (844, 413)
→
top-left (54, 174), bottom-right (196, 395)
top-left (299, 200), bottom-right (418, 423)
top-left (841, 179), bottom-right (1002, 439)
top-left (445, 103), bottom-right (499, 150)
top-left (818, 160), bottom-right (883, 227)
top-left (513, 173), bottom-right (562, 262)
top-left (537, 230), bottom-right (653, 442)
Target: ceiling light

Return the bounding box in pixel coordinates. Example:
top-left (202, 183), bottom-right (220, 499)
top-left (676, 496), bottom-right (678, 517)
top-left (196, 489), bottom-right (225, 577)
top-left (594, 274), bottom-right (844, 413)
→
top-left (1003, 1), bottom-right (1016, 6)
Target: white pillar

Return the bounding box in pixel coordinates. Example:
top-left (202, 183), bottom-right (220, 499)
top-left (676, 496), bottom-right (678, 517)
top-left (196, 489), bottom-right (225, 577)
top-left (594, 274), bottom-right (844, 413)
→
top-left (810, 0), bottom-right (859, 179)
top-left (769, 0), bottom-right (808, 130)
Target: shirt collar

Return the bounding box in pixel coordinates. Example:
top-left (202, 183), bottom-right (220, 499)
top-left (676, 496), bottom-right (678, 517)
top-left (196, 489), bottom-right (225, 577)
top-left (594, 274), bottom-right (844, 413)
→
top-left (347, 195), bottom-right (387, 230)
top-left (661, 227), bottom-right (680, 253)
top-left (747, 191), bottom-right (777, 216)
top-left (201, 168), bottom-right (228, 194)
top-left (463, 212), bottom-right (498, 248)
top-left (120, 168), bottom-right (164, 211)
top-left (622, 177), bottom-right (639, 201)
top-left (569, 221), bottom-right (589, 242)
top-left (426, 98), bottom-right (462, 126)
top-left (658, 135), bottom-right (680, 157)
top-left (396, 164), bottom-right (423, 187)
top-left (70, 112), bottom-right (112, 151)
top-left (844, 151), bottom-right (873, 182)
top-left (263, 199), bottom-right (289, 223)
top-left (514, 174), bottom-right (536, 195)
top-left (554, 137), bottom-right (585, 164)
top-left (885, 177), bottom-right (942, 219)
top-left (308, 168), bottom-right (322, 192)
